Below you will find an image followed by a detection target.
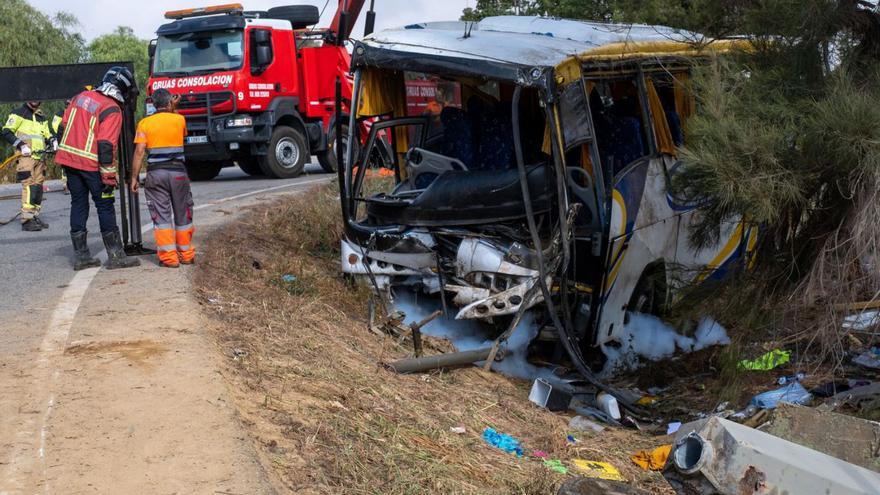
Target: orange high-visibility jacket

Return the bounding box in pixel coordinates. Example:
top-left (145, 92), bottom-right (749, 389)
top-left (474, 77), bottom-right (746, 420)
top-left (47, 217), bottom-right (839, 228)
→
top-left (55, 90), bottom-right (123, 175)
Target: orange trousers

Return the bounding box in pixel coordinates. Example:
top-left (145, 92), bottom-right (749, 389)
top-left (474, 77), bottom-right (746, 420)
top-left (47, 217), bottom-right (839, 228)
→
top-left (144, 168), bottom-right (194, 266)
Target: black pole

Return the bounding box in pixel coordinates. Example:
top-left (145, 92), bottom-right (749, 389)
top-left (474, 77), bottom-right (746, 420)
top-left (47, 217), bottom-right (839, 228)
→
top-left (364, 0), bottom-right (376, 37)
top-left (335, 76), bottom-right (348, 222)
top-left (117, 104), bottom-right (131, 247)
top-left (120, 89), bottom-right (154, 255)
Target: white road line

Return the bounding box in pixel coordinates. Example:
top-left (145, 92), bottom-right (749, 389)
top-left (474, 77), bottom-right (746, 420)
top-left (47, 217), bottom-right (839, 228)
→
top-left (1, 175), bottom-right (330, 494)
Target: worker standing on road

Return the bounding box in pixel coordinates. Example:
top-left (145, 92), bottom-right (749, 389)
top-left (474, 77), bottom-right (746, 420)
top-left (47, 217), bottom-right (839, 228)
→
top-left (56, 67), bottom-right (141, 271)
top-left (130, 88), bottom-right (195, 268)
top-left (2, 100), bottom-right (53, 231)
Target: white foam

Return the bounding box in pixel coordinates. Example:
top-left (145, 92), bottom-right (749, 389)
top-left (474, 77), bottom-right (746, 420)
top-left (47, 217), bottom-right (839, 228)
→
top-left (392, 291), bottom-right (556, 381)
top-left (601, 313), bottom-right (729, 375)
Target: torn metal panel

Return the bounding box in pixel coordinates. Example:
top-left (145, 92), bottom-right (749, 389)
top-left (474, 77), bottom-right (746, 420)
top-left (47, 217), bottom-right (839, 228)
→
top-left (663, 416), bottom-right (880, 495)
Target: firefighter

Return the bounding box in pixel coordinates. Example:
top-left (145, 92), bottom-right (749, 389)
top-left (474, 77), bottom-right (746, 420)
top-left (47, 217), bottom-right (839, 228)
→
top-left (130, 88), bottom-right (195, 268)
top-left (1, 100), bottom-right (53, 231)
top-left (49, 107), bottom-right (68, 194)
top-left (56, 66), bottom-right (141, 271)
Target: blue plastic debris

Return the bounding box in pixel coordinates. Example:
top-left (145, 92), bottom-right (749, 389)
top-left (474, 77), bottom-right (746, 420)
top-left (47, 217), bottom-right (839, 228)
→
top-left (281, 275), bottom-right (297, 283)
top-left (482, 428), bottom-right (523, 457)
top-left (750, 382), bottom-right (812, 409)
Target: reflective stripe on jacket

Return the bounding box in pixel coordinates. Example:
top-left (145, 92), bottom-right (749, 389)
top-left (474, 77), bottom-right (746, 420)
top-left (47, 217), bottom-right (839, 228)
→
top-left (2, 105), bottom-right (51, 157)
top-left (55, 90), bottom-right (123, 173)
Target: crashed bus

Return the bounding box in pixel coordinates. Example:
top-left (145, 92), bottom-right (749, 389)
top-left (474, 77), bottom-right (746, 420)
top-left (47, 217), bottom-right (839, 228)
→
top-left (338, 17), bottom-right (758, 376)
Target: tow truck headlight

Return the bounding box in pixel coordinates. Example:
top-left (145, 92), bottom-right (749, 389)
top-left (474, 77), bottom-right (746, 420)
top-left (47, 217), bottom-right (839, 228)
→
top-left (226, 116), bottom-right (253, 128)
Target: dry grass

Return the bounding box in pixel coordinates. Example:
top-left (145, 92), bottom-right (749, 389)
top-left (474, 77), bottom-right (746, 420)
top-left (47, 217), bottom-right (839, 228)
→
top-left (194, 180), bottom-right (671, 494)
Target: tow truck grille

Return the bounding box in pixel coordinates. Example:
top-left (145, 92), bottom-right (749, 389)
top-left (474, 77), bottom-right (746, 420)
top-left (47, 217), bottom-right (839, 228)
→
top-left (176, 91), bottom-right (235, 111)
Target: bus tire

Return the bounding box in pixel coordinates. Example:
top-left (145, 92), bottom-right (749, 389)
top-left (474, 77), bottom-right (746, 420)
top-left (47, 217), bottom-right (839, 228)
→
top-left (260, 126), bottom-right (308, 179)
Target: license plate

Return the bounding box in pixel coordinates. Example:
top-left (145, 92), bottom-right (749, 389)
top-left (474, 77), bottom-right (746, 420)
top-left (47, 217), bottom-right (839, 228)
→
top-left (186, 136), bottom-right (209, 145)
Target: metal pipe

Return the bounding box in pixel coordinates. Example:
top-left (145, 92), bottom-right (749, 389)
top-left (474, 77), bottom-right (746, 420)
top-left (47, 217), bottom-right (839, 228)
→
top-left (386, 347), bottom-right (503, 374)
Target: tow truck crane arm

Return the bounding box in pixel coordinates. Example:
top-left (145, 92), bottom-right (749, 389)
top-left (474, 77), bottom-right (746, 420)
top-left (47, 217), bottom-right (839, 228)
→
top-left (329, 0), bottom-right (375, 43)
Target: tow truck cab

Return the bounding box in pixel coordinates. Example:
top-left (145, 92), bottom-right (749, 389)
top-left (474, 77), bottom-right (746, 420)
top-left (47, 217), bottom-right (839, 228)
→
top-left (147, 4), bottom-right (353, 180)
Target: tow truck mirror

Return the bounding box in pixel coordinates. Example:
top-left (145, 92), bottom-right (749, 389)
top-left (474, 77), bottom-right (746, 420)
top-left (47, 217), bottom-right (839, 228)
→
top-left (254, 29), bottom-right (270, 44)
top-left (255, 46), bottom-right (272, 70)
top-left (148, 39), bottom-right (157, 58)
top-left (250, 29), bottom-right (273, 75)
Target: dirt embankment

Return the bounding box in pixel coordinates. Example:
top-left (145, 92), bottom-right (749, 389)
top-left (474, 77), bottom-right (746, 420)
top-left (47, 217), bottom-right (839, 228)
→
top-left (194, 183), bottom-right (674, 495)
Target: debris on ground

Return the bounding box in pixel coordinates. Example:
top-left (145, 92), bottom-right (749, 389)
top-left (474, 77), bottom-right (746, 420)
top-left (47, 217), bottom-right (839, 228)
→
top-left (571, 459), bottom-right (627, 482)
top-left (529, 378), bottom-right (573, 411)
top-left (569, 415), bottom-right (605, 433)
top-left (737, 348), bottom-right (791, 371)
top-left (663, 417), bottom-right (880, 495)
top-left (630, 445), bottom-right (672, 471)
top-left (482, 428), bottom-right (524, 457)
top-left (853, 348), bottom-right (880, 369)
top-left (749, 381), bottom-right (812, 409)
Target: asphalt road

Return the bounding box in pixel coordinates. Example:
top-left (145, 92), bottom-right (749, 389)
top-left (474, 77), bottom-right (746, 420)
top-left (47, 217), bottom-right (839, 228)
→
top-left (0, 163), bottom-right (330, 357)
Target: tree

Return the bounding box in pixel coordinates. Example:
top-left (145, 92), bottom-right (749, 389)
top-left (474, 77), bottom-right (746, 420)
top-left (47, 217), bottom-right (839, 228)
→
top-left (87, 26), bottom-right (150, 120)
top-left (0, 0), bottom-right (86, 181)
top-left (462, 0), bottom-right (615, 22)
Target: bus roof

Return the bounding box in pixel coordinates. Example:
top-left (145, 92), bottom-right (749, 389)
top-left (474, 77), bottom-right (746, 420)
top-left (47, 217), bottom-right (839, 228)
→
top-left (354, 16), bottom-right (744, 85)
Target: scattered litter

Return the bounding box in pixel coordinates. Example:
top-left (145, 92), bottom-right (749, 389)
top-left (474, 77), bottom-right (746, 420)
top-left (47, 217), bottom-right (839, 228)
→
top-left (543, 459), bottom-right (569, 474)
top-left (666, 422), bottom-right (682, 435)
top-left (842, 310), bottom-right (880, 331)
top-left (750, 381), bottom-right (812, 409)
top-left (777, 372), bottom-right (806, 386)
top-left (566, 435), bottom-right (578, 444)
top-left (281, 274), bottom-right (297, 283)
top-left (528, 378), bottom-right (572, 411)
top-left (571, 459), bottom-right (626, 481)
top-left (231, 348), bottom-right (248, 360)
top-left (853, 348), bottom-right (880, 369)
top-left (532, 450), bottom-right (548, 459)
top-left (635, 395), bottom-right (659, 406)
top-left (569, 415), bottom-right (605, 433)
top-left (482, 428), bottom-right (523, 457)
top-left (730, 405), bottom-right (758, 422)
top-left (738, 348), bottom-right (791, 371)
top-left (449, 426), bottom-right (466, 435)
top-left (810, 380), bottom-right (851, 398)
top-left (631, 444), bottom-right (672, 471)
top-left (571, 405), bottom-right (621, 426)
top-left (207, 297), bottom-right (222, 305)
top-left (595, 392), bottom-right (621, 420)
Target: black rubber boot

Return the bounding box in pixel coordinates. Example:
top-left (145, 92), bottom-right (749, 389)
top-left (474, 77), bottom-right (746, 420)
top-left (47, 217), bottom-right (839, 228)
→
top-left (71, 231), bottom-right (101, 271)
top-left (101, 230), bottom-right (141, 270)
top-left (21, 219), bottom-right (41, 232)
top-left (35, 216), bottom-right (49, 229)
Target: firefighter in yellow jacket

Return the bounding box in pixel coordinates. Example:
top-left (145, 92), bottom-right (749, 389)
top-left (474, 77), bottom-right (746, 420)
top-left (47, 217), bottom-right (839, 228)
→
top-left (2, 101), bottom-right (53, 231)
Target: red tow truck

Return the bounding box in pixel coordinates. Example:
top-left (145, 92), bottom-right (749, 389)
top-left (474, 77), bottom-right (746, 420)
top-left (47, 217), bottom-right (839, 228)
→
top-left (146, 1), bottom-right (372, 180)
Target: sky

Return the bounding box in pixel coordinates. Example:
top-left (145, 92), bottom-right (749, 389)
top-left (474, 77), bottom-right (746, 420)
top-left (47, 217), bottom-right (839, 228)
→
top-left (27, 0), bottom-right (474, 41)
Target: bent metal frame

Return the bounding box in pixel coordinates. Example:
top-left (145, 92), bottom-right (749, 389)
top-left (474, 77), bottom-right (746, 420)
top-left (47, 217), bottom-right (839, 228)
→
top-left (0, 62), bottom-right (153, 255)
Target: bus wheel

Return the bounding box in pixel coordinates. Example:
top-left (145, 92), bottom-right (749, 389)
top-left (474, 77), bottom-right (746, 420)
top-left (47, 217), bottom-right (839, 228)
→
top-left (260, 126), bottom-right (308, 179)
top-left (185, 161), bottom-right (222, 181)
top-left (317, 124), bottom-right (348, 174)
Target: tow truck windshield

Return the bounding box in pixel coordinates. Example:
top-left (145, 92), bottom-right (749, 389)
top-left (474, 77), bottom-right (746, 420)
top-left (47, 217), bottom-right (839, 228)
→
top-left (153, 29), bottom-right (244, 76)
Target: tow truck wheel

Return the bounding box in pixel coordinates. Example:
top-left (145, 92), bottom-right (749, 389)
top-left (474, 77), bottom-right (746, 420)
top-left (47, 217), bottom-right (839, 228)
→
top-left (317, 124), bottom-right (348, 173)
top-left (237, 159), bottom-right (264, 176)
top-left (185, 161), bottom-right (223, 181)
top-left (260, 126), bottom-right (308, 179)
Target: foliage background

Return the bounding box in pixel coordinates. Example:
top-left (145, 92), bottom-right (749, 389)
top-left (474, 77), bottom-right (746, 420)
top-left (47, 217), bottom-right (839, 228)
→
top-left (1, 0), bottom-right (148, 182)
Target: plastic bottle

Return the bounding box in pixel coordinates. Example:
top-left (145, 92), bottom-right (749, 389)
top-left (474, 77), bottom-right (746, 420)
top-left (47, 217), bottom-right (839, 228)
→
top-left (569, 415), bottom-right (605, 433)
